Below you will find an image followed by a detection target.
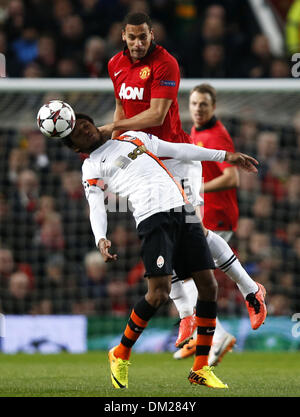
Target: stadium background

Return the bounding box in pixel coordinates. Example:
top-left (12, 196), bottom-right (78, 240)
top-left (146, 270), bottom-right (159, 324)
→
top-left (0, 0), bottom-right (300, 353)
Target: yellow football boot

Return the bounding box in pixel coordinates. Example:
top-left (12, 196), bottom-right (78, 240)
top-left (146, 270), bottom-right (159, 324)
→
top-left (108, 346), bottom-right (130, 389)
top-left (188, 366), bottom-right (228, 389)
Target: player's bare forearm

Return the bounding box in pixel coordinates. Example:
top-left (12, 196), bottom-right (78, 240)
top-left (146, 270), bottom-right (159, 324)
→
top-left (97, 100), bottom-right (168, 140)
top-left (97, 99), bottom-right (126, 139)
top-left (204, 176), bottom-right (235, 193)
top-left (98, 238), bottom-right (117, 262)
top-left (111, 101), bottom-right (127, 138)
top-left (113, 108), bottom-right (162, 131)
top-left (204, 167), bottom-right (239, 192)
top-left (225, 152), bottom-right (259, 173)
top-left (112, 98), bottom-right (172, 132)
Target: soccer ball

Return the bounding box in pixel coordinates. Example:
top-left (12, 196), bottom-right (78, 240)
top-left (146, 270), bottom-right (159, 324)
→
top-left (37, 100), bottom-right (76, 139)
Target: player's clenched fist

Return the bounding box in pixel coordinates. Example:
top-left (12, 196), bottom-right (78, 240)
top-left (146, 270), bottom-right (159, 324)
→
top-left (98, 238), bottom-right (118, 262)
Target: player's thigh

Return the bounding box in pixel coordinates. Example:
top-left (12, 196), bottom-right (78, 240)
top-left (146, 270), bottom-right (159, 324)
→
top-left (147, 274), bottom-right (172, 296)
top-left (137, 212), bottom-right (179, 278)
top-left (174, 209), bottom-right (215, 279)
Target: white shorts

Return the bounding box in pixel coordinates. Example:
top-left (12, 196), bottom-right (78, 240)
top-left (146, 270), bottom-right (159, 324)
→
top-left (163, 159), bottom-right (203, 207)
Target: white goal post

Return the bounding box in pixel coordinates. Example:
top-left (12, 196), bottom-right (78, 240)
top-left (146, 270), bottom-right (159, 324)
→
top-left (0, 78), bottom-right (299, 92)
top-left (0, 78), bottom-right (299, 130)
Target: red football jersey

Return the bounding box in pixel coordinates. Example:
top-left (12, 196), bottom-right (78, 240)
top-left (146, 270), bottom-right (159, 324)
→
top-left (108, 43), bottom-right (191, 144)
top-left (191, 118), bottom-right (239, 231)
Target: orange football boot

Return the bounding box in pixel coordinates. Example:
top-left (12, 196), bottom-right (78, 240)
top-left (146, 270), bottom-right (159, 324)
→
top-left (174, 337), bottom-right (196, 359)
top-left (245, 282), bottom-right (267, 330)
top-left (175, 314), bottom-right (197, 348)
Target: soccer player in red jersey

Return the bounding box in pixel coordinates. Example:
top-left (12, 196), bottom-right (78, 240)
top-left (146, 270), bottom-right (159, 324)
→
top-left (101, 12), bottom-right (190, 144)
top-left (191, 84), bottom-right (239, 234)
top-left (100, 12), bottom-right (266, 363)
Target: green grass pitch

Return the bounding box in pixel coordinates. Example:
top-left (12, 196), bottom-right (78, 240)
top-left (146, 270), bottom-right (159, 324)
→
top-left (0, 351), bottom-right (299, 397)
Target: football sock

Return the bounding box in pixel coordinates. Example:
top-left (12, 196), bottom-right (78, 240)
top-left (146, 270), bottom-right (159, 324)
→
top-left (182, 278), bottom-right (198, 312)
top-left (182, 279), bottom-right (231, 342)
top-left (114, 297), bottom-right (157, 360)
top-left (213, 317), bottom-right (229, 344)
top-left (169, 275), bottom-right (194, 318)
top-left (193, 300), bottom-right (216, 371)
top-left (206, 230), bottom-right (258, 298)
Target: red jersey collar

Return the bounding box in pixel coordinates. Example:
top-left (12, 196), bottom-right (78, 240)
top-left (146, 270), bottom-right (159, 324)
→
top-left (195, 116), bottom-right (218, 132)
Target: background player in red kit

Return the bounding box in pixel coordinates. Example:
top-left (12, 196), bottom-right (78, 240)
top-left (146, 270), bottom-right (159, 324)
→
top-left (191, 84), bottom-right (239, 235)
top-left (174, 84), bottom-right (268, 363)
top-left (105, 13), bottom-right (189, 144)
top-left (99, 12), bottom-right (267, 365)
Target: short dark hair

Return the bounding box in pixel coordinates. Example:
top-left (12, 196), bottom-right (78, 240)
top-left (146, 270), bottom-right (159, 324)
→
top-left (122, 12), bottom-right (152, 31)
top-left (75, 113), bottom-right (94, 125)
top-left (61, 113), bottom-right (94, 148)
top-left (190, 84), bottom-right (217, 105)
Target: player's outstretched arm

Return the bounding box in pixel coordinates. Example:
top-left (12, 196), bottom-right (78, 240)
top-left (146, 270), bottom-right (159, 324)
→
top-left (224, 152), bottom-right (259, 173)
top-left (155, 139), bottom-right (226, 163)
top-left (99, 98), bottom-right (172, 139)
top-left (154, 139), bottom-right (258, 173)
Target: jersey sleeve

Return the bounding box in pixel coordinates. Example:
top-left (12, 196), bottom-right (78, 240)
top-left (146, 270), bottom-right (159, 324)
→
top-left (82, 160), bottom-right (107, 246)
top-left (155, 139), bottom-right (226, 162)
top-left (150, 58), bottom-right (180, 100)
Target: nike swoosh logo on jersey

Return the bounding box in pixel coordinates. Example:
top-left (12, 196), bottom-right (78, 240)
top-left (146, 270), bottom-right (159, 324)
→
top-left (114, 70), bottom-right (122, 77)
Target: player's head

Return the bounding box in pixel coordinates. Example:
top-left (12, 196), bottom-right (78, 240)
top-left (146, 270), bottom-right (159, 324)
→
top-left (189, 84), bottom-right (217, 128)
top-left (62, 113), bottom-right (103, 154)
top-left (122, 12), bottom-right (154, 62)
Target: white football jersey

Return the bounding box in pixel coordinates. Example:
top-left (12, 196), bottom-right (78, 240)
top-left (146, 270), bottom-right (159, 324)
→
top-left (82, 131), bottom-right (187, 245)
top-left (163, 159), bottom-right (204, 207)
top-left (82, 130), bottom-right (225, 246)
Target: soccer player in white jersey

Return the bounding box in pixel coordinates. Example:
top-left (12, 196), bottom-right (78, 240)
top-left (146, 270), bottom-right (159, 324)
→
top-left (61, 114), bottom-right (258, 390)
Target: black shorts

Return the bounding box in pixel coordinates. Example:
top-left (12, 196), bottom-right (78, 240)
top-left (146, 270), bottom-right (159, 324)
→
top-left (137, 204), bottom-right (215, 280)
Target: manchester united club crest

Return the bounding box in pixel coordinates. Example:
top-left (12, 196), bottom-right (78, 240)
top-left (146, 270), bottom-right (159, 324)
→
top-left (139, 66), bottom-right (151, 80)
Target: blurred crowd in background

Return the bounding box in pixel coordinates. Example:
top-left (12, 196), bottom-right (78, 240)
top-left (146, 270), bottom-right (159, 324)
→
top-left (0, 0), bottom-right (300, 319)
top-left (0, 0), bottom-right (296, 79)
top-left (1, 111), bottom-right (300, 318)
